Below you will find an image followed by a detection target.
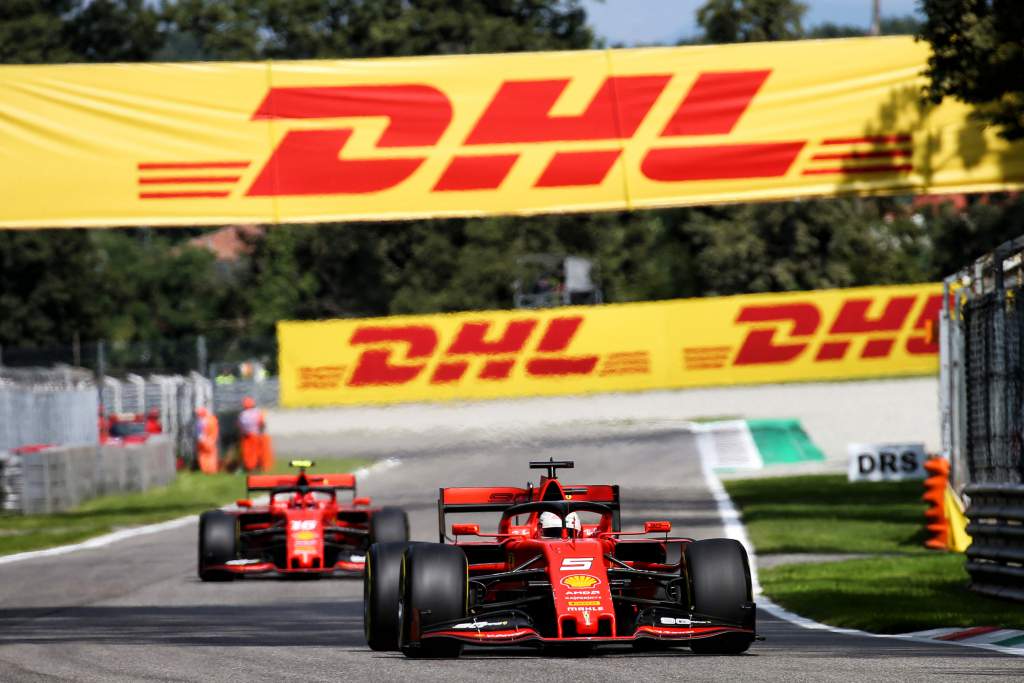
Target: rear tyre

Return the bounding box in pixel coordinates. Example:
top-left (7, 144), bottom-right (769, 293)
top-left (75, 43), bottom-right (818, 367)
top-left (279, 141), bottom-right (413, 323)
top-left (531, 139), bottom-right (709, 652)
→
top-left (369, 507), bottom-right (410, 545)
top-left (684, 538), bottom-right (754, 655)
top-left (364, 541), bottom-right (413, 651)
top-left (399, 544), bottom-right (467, 659)
top-left (198, 510), bottom-right (237, 582)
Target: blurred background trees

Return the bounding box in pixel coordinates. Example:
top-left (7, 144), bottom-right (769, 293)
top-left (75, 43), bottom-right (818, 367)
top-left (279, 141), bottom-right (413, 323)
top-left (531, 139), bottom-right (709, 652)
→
top-left (918, 0), bottom-right (1023, 141)
top-left (0, 0), bottom-right (1020, 362)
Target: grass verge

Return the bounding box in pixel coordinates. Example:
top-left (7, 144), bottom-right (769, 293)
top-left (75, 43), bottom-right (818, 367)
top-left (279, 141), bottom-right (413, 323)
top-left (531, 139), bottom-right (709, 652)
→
top-left (723, 474), bottom-right (1024, 633)
top-left (724, 474), bottom-right (928, 554)
top-left (761, 554), bottom-right (1024, 632)
top-left (0, 457), bottom-right (370, 556)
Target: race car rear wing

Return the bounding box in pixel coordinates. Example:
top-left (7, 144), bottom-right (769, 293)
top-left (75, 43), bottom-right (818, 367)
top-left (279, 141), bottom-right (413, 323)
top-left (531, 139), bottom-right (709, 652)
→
top-left (247, 473), bottom-right (357, 494)
top-left (437, 484), bottom-right (620, 541)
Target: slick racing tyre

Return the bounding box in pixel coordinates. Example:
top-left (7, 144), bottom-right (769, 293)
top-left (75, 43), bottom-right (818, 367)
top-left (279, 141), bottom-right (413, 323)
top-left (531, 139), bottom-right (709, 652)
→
top-left (369, 507), bottom-right (410, 545)
top-left (364, 541), bottom-right (416, 651)
top-left (399, 544), bottom-right (468, 659)
top-left (684, 538), bottom-right (754, 655)
top-left (198, 510), bottom-right (238, 582)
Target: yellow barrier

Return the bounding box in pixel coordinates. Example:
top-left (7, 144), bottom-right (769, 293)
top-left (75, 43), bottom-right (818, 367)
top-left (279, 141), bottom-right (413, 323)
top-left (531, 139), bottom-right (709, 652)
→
top-left (279, 283), bottom-right (942, 407)
top-left (1, 37), bottom-right (1022, 228)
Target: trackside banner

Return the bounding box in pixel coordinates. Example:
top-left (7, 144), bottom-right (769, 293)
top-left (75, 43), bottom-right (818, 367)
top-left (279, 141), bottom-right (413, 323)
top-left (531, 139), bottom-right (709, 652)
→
top-left (1, 37), bottom-right (1022, 229)
top-left (279, 283), bottom-right (942, 407)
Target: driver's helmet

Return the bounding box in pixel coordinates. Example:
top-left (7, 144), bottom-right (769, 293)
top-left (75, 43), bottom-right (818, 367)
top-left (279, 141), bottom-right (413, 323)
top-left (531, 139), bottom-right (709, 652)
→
top-left (539, 511), bottom-right (582, 538)
top-left (289, 491), bottom-right (315, 508)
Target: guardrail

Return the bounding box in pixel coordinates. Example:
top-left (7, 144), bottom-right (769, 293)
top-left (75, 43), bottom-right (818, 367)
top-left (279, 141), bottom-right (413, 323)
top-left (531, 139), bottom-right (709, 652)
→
top-left (0, 437), bottom-right (175, 514)
top-left (964, 484), bottom-right (1024, 603)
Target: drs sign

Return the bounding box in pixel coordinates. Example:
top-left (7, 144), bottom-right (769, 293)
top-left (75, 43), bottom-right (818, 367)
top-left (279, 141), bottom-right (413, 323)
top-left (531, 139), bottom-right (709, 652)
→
top-left (847, 443), bottom-right (927, 482)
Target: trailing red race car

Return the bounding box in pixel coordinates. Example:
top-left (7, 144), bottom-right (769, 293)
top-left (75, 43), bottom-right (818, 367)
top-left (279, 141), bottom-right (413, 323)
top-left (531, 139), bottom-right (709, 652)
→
top-left (364, 459), bottom-right (757, 657)
top-left (198, 460), bottom-right (408, 580)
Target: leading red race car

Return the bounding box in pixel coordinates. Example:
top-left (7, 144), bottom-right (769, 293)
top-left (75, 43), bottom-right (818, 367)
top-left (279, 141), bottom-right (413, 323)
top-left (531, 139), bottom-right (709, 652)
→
top-left (198, 460), bottom-right (408, 580)
top-left (363, 459), bottom-right (757, 657)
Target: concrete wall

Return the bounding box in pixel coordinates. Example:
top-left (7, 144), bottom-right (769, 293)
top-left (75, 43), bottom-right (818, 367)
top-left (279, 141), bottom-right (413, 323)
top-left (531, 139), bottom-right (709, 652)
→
top-left (0, 436), bottom-right (175, 514)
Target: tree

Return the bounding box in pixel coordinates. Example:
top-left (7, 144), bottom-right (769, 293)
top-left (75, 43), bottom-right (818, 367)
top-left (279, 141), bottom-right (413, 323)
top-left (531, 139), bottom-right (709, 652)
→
top-left (919, 0), bottom-right (1024, 141)
top-left (0, 0), bottom-right (161, 64)
top-left (0, 1), bottom-right (76, 64)
top-left (161, 0), bottom-right (593, 61)
top-left (0, 230), bottom-right (108, 347)
top-left (807, 16), bottom-right (922, 39)
top-left (696, 0), bottom-right (806, 43)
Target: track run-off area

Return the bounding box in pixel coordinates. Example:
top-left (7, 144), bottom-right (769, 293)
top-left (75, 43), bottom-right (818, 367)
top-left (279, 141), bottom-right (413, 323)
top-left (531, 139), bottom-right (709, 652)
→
top-left (1, 423), bottom-right (1020, 682)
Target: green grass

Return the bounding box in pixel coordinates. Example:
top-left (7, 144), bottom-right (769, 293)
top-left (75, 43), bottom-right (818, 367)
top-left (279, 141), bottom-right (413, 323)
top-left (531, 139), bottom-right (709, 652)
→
top-left (0, 457), bottom-right (370, 556)
top-left (723, 474), bottom-right (1024, 632)
top-left (724, 474), bottom-right (928, 554)
top-left (761, 555), bottom-right (1024, 633)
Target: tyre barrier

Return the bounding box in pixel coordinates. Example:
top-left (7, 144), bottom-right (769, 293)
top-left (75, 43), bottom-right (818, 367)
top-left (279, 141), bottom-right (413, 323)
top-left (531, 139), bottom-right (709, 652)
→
top-left (964, 484), bottom-right (1024, 603)
top-left (0, 436), bottom-right (175, 514)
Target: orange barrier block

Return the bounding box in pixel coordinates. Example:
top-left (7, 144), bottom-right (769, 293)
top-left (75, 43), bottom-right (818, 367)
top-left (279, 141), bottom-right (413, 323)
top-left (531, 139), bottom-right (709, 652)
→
top-left (922, 457), bottom-right (950, 551)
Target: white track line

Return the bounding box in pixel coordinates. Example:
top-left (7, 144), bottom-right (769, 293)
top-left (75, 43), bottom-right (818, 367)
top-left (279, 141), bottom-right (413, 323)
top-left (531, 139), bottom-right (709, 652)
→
top-left (0, 457), bottom-right (402, 566)
top-left (0, 514), bottom-right (197, 566)
top-left (698, 446), bottom-right (1024, 658)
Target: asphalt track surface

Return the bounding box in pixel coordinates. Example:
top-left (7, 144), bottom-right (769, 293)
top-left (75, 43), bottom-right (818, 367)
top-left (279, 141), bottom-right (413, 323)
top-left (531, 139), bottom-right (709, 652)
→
top-left (1, 425), bottom-right (1020, 682)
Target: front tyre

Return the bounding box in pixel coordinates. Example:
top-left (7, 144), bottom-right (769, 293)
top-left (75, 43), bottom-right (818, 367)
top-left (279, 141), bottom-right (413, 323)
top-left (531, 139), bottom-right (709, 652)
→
top-left (399, 544), bottom-right (467, 659)
top-left (198, 510), bottom-right (237, 582)
top-left (364, 541), bottom-right (413, 651)
top-left (684, 538), bottom-right (754, 655)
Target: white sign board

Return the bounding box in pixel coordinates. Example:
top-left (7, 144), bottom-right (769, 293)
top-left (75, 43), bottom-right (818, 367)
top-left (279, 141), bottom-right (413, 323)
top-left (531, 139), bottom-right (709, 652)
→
top-left (847, 443), bottom-right (928, 482)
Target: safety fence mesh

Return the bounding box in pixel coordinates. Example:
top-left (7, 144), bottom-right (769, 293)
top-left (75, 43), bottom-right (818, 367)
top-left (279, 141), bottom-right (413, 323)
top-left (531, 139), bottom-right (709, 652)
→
top-left (944, 240), bottom-right (1024, 488)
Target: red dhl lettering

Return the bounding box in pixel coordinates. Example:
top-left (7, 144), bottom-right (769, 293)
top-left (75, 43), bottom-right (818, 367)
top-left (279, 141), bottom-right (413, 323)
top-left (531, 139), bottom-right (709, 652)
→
top-left (731, 293), bottom-right (942, 366)
top-left (346, 316), bottom-right (599, 387)
top-left (241, 70), bottom-right (805, 198)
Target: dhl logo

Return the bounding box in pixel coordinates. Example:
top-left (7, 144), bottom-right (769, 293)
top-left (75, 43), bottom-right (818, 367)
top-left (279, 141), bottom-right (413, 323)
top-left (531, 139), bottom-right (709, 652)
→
top-left (137, 70), bottom-right (911, 200)
top-left (280, 284), bottom-right (943, 406)
top-left (307, 315), bottom-right (648, 389)
top-left (684, 291), bottom-right (941, 370)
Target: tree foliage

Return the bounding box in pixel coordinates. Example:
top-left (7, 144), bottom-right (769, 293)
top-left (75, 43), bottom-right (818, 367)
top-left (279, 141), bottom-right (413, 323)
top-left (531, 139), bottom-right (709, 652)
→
top-left (160, 0), bottom-right (592, 60)
top-left (696, 0), bottom-right (806, 43)
top-left (0, 0), bottom-right (162, 64)
top-left (919, 0), bottom-right (1024, 141)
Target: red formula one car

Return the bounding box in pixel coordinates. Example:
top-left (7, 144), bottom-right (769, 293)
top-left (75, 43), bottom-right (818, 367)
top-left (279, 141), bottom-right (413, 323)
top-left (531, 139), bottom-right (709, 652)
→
top-left (198, 460), bottom-right (408, 580)
top-left (363, 459), bottom-right (756, 657)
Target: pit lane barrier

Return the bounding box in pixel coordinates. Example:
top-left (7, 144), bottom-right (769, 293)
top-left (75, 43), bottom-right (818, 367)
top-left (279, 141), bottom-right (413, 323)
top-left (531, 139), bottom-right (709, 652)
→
top-left (0, 437), bottom-right (175, 514)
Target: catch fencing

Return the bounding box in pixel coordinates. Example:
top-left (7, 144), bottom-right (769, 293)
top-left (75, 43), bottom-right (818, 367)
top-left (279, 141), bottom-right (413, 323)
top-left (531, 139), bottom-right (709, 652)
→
top-left (0, 367), bottom-right (98, 452)
top-left (940, 235), bottom-right (1024, 602)
top-left (100, 372), bottom-right (214, 467)
top-left (0, 365), bottom-right (279, 513)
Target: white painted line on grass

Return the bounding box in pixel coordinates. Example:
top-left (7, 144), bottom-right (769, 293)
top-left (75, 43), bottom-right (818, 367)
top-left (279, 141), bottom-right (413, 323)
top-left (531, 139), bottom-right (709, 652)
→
top-left (0, 456), bottom-right (403, 566)
top-left (0, 514), bottom-right (197, 566)
top-left (697, 442), bottom-right (1024, 658)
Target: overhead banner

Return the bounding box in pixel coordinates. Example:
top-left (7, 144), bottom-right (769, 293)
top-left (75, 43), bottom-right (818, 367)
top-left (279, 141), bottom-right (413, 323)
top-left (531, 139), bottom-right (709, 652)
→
top-left (1, 37), bottom-right (1022, 229)
top-left (279, 283), bottom-right (942, 407)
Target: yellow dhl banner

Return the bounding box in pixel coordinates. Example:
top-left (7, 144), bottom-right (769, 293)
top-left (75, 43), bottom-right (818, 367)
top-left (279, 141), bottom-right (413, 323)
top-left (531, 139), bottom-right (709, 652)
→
top-left (279, 283), bottom-right (942, 407)
top-left (1, 37), bottom-right (1022, 229)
